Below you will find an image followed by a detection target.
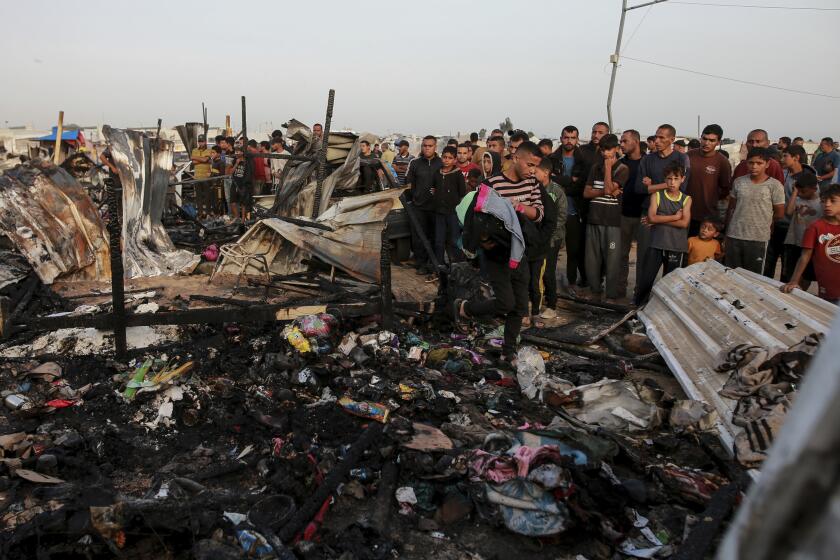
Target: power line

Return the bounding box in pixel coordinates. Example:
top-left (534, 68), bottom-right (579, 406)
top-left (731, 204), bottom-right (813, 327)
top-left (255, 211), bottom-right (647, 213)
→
top-left (670, 1), bottom-right (840, 10)
top-left (622, 5), bottom-right (653, 52)
top-left (621, 56), bottom-right (840, 99)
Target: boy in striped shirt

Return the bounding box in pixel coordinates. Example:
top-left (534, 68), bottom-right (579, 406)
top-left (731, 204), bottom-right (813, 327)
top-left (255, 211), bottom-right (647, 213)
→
top-left (455, 141), bottom-right (544, 363)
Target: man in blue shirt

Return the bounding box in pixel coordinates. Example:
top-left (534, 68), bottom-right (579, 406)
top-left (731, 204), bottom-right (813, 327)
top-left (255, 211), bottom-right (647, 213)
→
top-left (813, 137), bottom-right (840, 191)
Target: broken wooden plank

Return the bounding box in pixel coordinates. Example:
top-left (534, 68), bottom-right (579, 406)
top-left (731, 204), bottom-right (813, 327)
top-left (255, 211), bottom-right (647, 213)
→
top-left (586, 309), bottom-right (637, 345)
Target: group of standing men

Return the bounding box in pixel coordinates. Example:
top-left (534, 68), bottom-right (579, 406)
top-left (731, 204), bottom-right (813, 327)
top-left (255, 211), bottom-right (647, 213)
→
top-left (188, 125), bottom-right (325, 220)
top-left (401, 122), bottom-right (840, 360)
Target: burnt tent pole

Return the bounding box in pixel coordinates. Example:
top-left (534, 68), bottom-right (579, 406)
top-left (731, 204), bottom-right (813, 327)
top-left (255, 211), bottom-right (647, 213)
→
top-left (106, 178), bottom-right (127, 358)
top-left (380, 229), bottom-right (393, 330)
top-left (202, 102), bottom-right (208, 137)
top-left (241, 96), bottom-right (247, 142)
top-left (311, 89), bottom-right (335, 220)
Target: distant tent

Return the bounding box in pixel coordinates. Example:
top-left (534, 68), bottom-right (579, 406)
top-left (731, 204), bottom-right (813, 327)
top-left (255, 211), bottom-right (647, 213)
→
top-left (36, 127), bottom-right (86, 147)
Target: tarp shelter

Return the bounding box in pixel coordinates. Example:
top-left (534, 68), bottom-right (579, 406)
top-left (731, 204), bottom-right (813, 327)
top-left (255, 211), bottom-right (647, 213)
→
top-left (36, 127), bottom-right (86, 146)
top-left (36, 127), bottom-right (86, 162)
top-left (217, 188), bottom-right (405, 284)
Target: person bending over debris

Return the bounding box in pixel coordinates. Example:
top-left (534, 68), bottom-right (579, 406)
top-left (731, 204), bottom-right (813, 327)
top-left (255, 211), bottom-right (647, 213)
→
top-left (454, 141), bottom-right (544, 362)
top-left (635, 162), bottom-right (692, 305)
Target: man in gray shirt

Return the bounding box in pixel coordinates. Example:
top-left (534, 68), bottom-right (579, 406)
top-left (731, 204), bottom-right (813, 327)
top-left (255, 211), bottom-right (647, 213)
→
top-left (725, 148), bottom-right (786, 274)
top-left (633, 124), bottom-right (690, 297)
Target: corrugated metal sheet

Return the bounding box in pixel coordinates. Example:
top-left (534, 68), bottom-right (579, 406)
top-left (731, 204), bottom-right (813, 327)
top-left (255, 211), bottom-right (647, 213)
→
top-left (638, 260), bottom-right (837, 451)
top-left (102, 126), bottom-right (200, 278)
top-left (218, 188), bottom-right (404, 284)
top-left (0, 160), bottom-right (111, 284)
top-left (717, 315), bottom-right (840, 560)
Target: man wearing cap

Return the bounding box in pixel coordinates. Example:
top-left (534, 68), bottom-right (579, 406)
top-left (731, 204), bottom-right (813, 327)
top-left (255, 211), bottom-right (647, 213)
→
top-left (392, 140), bottom-right (415, 187)
top-left (674, 139), bottom-right (687, 154)
top-left (191, 134), bottom-right (213, 217)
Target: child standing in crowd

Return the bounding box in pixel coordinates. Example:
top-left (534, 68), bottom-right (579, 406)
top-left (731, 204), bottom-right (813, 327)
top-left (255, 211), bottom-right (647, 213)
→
top-left (686, 220), bottom-right (722, 266)
top-left (782, 183), bottom-right (839, 303)
top-left (781, 172), bottom-right (821, 285)
top-left (525, 174), bottom-right (559, 327)
top-left (230, 146), bottom-right (253, 221)
top-left (535, 158), bottom-right (567, 317)
top-left (635, 162), bottom-right (692, 305)
top-left (724, 148), bottom-right (785, 274)
top-left (466, 168), bottom-right (482, 193)
top-left (583, 134), bottom-right (628, 302)
top-left (433, 146), bottom-right (467, 267)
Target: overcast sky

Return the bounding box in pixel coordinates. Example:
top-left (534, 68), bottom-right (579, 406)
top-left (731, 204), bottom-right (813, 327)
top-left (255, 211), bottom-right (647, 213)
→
top-left (1, 0), bottom-right (838, 140)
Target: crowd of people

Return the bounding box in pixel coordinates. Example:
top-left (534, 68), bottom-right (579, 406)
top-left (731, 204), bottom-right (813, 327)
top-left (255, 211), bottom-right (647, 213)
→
top-left (186, 121), bottom-right (839, 360)
top-left (188, 125), bottom-right (319, 220)
top-left (396, 123), bottom-right (839, 361)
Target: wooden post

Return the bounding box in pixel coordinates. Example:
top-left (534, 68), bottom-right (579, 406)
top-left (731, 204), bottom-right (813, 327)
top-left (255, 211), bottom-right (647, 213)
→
top-left (241, 96), bottom-right (247, 141)
top-left (53, 110), bottom-right (64, 164)
top-left (311, 89), bottom-right (335, 219)
top-left (225, 114), bottom-right (231, 137)
top-left (202, 102), bottom-right (208, 137)
top-left (380, 229), bottom-right (393, 330)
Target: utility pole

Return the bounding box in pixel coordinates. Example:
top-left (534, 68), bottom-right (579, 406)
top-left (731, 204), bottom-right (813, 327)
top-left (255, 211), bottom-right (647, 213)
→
top-left (697, 115), bottom-right (701, 138)
top-left (607, 0), bottom-right (670, 131)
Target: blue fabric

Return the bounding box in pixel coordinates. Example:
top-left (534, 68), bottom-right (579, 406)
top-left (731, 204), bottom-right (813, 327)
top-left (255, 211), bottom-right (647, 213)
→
top-left (36, 127), bottom-right (81, 142)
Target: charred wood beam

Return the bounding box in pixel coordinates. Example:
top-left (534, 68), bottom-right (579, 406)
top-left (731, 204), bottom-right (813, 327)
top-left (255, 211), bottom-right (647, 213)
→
top-left (241, 96), bottom-right (247, 141)
top-left (106, 179), bottom-right (127, 358)
top-left (380, 230), bottom-right (393, 330)
top-left (674, 482), bottom-right (740, 560)
top-left (15, 301), bottom-right (385, 332)
top-left (398, 193), bottom-right (444, 274)
top-left (311, 89), bottom-right (335, 220)
top-left (277, 421), bottom-right (384, 543)
top-left (521, 333), bottom-right (664, 369)
top-left (560, 293), bottom-right (634, 314)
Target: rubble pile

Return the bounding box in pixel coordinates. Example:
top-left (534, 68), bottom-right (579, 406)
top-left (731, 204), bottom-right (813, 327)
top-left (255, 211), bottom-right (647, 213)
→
top-left (0, 303), bottom-right (752, 559)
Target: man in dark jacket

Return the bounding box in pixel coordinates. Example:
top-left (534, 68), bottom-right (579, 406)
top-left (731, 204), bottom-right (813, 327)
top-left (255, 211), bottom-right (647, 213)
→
top-left (549, 125), bottom-right (589, 287)
top-left (406, 135), bottom-right (442, 274)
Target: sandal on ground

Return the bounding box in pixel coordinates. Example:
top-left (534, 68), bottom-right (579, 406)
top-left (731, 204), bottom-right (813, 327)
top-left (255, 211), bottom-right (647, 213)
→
top-left (452, 299), bottom-right (469, 333)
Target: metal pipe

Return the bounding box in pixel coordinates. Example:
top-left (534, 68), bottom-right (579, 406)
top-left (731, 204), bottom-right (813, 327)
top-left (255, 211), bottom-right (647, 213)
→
top-left (626, 0), bottom-right (669, 10)
top-left (607, 0), bottom-right (670, 130)
top-left (106, 179), bottom-right (127, 357)
top-left (311, 89), bottom-right (335, 219)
